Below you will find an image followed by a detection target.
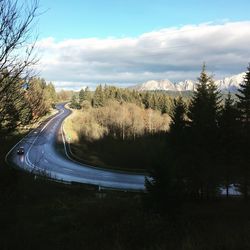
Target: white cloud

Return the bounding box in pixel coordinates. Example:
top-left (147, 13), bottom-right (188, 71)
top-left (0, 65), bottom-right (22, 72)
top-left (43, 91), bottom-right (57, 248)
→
top-left (36, 21), bottom-right (250, 90)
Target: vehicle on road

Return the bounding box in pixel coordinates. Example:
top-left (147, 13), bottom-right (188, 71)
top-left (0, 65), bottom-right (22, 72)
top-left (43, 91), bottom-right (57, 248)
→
top-left (17, 147), bottom-right (25, 155)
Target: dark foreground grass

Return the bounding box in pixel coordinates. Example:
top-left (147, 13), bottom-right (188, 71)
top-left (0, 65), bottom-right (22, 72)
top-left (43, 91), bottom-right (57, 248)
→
top-left (1, 133), bottom-right (250, 250)
top-left (1, 166), bottom-right (250, 250)
top-left (68, 133), bottom-right (166, 172)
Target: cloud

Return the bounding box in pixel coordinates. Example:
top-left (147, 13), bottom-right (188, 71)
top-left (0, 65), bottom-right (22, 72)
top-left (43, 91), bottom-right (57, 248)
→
top-left (36, 21), bottom-right (250, 90)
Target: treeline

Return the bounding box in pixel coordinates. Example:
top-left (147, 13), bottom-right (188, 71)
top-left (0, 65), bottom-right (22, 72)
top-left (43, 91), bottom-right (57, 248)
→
top-left (0, 73), bottom-right (57, 136)
top-left (70, 85), bottom-right (176, 114)
top-left (68, 100), bottom-right (170, 142)
top-left (57, 89), bottom-right (74, 102)
top-left (147, 64), bottom-right (250, 207)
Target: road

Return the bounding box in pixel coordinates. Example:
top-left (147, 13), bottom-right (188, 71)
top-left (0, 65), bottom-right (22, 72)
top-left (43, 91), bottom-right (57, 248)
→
top-left (6, 104), bottom-right (146, 191)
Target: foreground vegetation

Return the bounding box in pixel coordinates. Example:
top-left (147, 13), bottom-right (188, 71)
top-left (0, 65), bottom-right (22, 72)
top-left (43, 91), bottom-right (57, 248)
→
top-left (1, 128), bottom-right (250, 250)
top-left (1, 165), bottom-right (250, 250)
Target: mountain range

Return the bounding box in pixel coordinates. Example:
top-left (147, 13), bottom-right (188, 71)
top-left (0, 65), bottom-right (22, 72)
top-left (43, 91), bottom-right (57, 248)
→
top-left (132, 72), bottom-right (245, 92)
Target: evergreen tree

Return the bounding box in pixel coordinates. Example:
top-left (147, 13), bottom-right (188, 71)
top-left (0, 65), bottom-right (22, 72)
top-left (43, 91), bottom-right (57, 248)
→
top-left (159, 95), bottom-right (169, 114)
top-left (169, 97), bottom-right (187, 133)
top-left (70, 95), bottom-right (81, 109)
top-left (188, 65), bottom-right (221, 131)
top-left (142, 92), bottom-right (151, 109)
top-left (219, 93), bottom-right (240, 197)
top-left (146, 97), bottom-right (187, 210)
top-left (79, 87), bottom-right (91, 104)
top-left (79, 89), bottom-right (85, 104)
top-left (92, 85), bottom-right (104, 107)
top-left (187, 64), bottom-right (221, 199)
top-left (150, 93), bottom-right (158, 110)
top-left (236, 64), bottom-right (250, 198)
top-left (236, 64), bottom-right (250, 130)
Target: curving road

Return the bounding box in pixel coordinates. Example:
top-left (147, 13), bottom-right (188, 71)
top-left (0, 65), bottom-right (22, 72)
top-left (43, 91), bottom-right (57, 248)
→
top-left (6, 104), bottom-right (146, 191)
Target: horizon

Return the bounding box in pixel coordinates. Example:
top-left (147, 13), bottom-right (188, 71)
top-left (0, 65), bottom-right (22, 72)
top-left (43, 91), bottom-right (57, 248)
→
top-left (54, 70), bottom-right (246, 92)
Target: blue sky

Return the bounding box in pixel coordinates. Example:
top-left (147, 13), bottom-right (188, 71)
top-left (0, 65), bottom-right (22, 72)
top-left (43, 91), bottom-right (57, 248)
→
top-left (32, 0), bottom-right (250, 90)
top-left (39, 0), bottom-right (250, 39)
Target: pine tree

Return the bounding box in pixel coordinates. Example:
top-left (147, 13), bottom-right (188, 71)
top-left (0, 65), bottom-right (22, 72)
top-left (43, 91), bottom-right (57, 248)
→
top-left (236, 64), bottom-right (250, 198)
top-left (145, 97), bottom-right (187, 210)
top-left (188, 64), bottom-right (221, 131)
top-left (150, 93), bottom-right (158, 110)
top-left (79, 89), bottom-right (85, 104)
top-left (79, 87), bottom-right (91, 104)
top-left (92, 85), bottom-right (104, 107)
top-left (159, 95), bottom-right (169, 114)
top-left (187, 64), bottom-right (221, 199)
top-left (219, 93), bottom-right (239, 197)
top-left (236, 64), bottom-right (250, 131)
top-left (141, 92), bottom-right (150, 109)
top-left (169, 97), bottom-right (186, 133)
top-left (70, 95), bottom-right (81, 109)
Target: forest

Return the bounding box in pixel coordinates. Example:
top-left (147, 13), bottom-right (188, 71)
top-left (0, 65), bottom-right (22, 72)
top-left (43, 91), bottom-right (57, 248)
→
top-left (0, 76), bottom-right (57, 136)
top-left (67, 64), bottom-right (250, 203)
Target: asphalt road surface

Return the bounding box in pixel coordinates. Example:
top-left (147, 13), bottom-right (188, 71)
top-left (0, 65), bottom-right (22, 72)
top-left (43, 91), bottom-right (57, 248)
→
top-left (6, 104), bottom-right (146, 191)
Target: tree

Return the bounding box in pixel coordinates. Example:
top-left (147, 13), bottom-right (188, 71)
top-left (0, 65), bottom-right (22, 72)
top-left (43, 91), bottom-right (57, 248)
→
top-left (218, 93), bottom-right (239, 197)
top-left (150, 93), bottom-right (158, 110)
top-left (57, 89), bottom-right (74, 101)
top-left (79, 87), bottom-right (91, 104)
top-left (79, 89), bottom-right (85, 104)
top-left (236, 64), bottom-right (250, 199)
top-left (92, 85), bottom-right (104, 108)
top-left (188, 65), bottom-right (221, 131)
top-left (46, 82), bottom-right (57, 104)
top-left (0, 0), bottom-right (39, 136)
top-left (187, 64), bottom-right (221, 199)
top-left (127, 103), bottom-right (144, 139)
top-left (145, 98), bottom-right (187, 210)
top-left (142, 92), bottom-right (151, 109)
top-left (70, 95), bottom-right (81, 109)
top-left (158, 94), bottom-right (169, 114)
top-left (169, 97), bottom-right (186, 133)
top-left (236, 64), bottom-right (250, 130)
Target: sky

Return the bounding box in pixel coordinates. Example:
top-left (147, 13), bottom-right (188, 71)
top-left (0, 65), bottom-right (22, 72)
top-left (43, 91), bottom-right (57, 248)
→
top-left (32, 0), bottom-right (250, 90)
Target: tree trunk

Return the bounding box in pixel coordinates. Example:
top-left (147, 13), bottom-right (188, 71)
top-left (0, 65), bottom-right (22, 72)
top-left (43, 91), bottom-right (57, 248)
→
top-left (243, 176), bottom-right (248, 200)
top-left (122, 125), bottom-right (125, 140)
top-left (226, 184), bottom-right (229, 198)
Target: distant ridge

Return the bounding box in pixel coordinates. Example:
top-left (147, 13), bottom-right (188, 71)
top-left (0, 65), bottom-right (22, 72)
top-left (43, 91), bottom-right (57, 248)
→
top-left (131, 72), bottom-right (245, 92)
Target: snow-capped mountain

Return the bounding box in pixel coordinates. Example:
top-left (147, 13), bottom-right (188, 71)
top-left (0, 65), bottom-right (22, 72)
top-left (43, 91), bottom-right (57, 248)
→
top-left (132, 72), bottom-right (245, 92)
top-left (215, 73), bottom-right (245, 92)
top-left (135, 79), bottom-right (175, 91)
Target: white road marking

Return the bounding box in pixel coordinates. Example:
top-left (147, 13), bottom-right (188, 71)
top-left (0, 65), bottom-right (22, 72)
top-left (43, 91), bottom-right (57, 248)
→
top-left (6, 105), bottom-right (146, 191)
top-left (62, 168), bottom-right (73, 172)
top-left (5, 108), bottom-right (63, 172)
